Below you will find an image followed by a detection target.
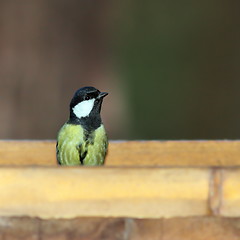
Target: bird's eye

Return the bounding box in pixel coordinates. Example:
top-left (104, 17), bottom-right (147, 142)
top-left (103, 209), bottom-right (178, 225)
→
top-left (85, 96), bottom-right (90, 100)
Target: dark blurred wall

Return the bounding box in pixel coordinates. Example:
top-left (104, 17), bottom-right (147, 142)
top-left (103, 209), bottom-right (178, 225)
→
top-left (0, 0), bottom-right (240, 140)
top-left (0, 0), bottom-right (127, 139)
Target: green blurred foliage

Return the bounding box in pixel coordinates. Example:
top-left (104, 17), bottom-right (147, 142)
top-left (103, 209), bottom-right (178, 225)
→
top-left (114, 0), bottom-right (240, 139)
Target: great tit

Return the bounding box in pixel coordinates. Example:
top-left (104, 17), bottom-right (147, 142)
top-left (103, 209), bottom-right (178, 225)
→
top-left (56, 86), bottom-right (108, 165)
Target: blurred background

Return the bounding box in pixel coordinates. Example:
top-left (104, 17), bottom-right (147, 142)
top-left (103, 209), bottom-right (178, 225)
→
top-left (0, 0), bottom-right (239, 140)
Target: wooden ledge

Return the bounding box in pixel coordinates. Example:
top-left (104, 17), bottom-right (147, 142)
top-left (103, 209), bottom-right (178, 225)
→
top-left (0, 167), bottom-right (211, 218)
top-left (1, 140), bottom-right (240, 166)
top-left (0, 140), bottom-right (240, 219)
top-left (0, 166), bottom-right (238, 218)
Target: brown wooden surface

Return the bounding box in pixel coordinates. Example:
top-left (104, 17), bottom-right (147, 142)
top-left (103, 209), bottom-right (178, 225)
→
top-left (1, 140), bottom-right (240, 166)
top-left (0, 217), bottom-right (240, 240)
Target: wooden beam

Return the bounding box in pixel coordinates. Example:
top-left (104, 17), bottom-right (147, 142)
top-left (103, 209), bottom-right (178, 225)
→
top-left (1, 140), bottom-right (240, 166)
top-left (221, 169), bottom-right (240, 217)
top-left (0, 140), bottom-right (54, 166)
top-left (0, 165), bottom-right (237, 218)
top-left (0, 167), bottom-right (210, 218)
top-left (1, 217), bottom-right (240, 239)
top-left (107, 141), bottom-right (240, 167)
top-left (0, 166), bottom-right (238, 218)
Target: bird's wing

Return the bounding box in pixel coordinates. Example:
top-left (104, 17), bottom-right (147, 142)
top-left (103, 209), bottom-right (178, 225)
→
top-left (56, 141), bottom-right (61, 165)
top-left (57, 140), bottom-right (83, 165)
top-left (56, 124), bottom-right (85, 165)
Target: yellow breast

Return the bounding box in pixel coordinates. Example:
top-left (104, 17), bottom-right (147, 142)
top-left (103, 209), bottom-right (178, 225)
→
top-left (57, 123), bottom-right (108, 165)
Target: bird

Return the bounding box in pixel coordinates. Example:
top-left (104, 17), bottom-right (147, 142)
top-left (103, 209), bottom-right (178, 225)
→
top-left (56, 86), bottom-right (108, 166)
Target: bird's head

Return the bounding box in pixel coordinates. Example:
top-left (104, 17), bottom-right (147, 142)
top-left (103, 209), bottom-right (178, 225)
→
top-left (70, 86), bottom-right (108, 119)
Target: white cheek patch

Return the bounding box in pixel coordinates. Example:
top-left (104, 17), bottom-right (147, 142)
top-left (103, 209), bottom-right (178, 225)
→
top-left (73, 99), bottom-right (95, 118)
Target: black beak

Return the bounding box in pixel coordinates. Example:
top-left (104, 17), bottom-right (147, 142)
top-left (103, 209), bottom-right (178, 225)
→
top-left (97, 92), bottom-right (108, 99)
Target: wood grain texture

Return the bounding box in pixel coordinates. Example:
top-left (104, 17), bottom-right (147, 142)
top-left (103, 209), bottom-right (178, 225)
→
top-left (221, 169), bottom-right (240, 217)
top-left (1, 217), bottom-right (240, 240)
top-left (0, 167), bottom-right (209, 218)
top-left (1, 140), bottom-right (240, 166)
top-left (0, 140), bottom-right (240, 219)
top-left (162, 217), bottom-right (240, 240)
top-left (0, 140), bottom-right (55, 166)
top-left (125, 219), bottom-right (163, 240)
top-left (107, 140), bottom-right (240, 166)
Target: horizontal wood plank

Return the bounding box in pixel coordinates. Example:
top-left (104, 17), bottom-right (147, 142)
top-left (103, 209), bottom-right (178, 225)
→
top-left (1, 140), bottom-right (240, 166)
top-left (221, 169), bottom-right (240, 217)
top-left (0, 140), bottom-right (240, 218)
top-left (0, 167), bottom-right (210, 218)
top-left (0, 166), bottom-right (237, 218)
top-left (108, 140), bottom-right (240, 166)
top-left (1, 217), bottom-right (240, 240)
top-left (0, 140), bottom-right (54, 166)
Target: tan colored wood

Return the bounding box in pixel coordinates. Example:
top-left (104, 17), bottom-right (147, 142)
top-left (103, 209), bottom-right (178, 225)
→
top-left (1, 140), bottom-right (240, 219)
top-left (0, 167), bottom-right (209, 218)
top-left (1, 140), bottom-right (240, 166)
top-left (0, 140), bottom-right (55, 166)
top-left (209, 169), bottom-right (223, 215)
top-left (220, 169), bottom-right (240, 217)
top-left (107, 141), bottom-right (240, 167)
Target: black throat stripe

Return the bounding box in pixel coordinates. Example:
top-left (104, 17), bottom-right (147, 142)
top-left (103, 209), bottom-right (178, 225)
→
top-left (67, 115), bottom-right (102, 132)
